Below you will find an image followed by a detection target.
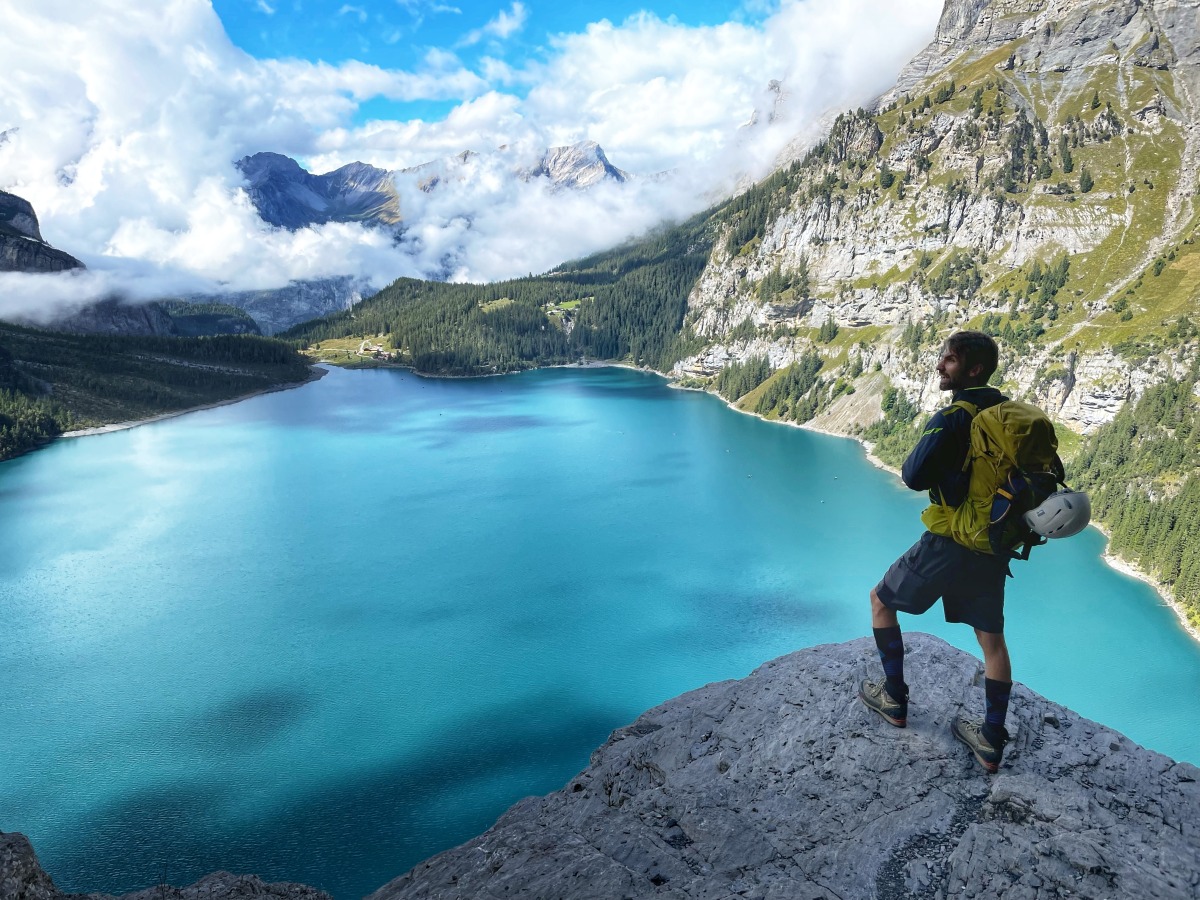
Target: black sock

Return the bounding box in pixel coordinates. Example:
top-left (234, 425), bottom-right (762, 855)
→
top-left (983, 678), bottom-right (1012, 743)
top-left (872, 626), bottom-right (906, 700)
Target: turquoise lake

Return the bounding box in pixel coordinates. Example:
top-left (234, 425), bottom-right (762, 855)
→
top-left (2, 365), bottom-right (1198, 898)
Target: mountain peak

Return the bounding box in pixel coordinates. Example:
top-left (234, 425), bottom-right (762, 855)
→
top-left (235, 151), bottom-right (307, 184)
top-left (529, 140), bottom-right (630, 189)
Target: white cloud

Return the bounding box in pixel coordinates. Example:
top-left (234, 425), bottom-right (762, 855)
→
top-left (395, 0), bottom-right (462, 30)
top-left (338, 5), bottom-right (368, 24)
top-left (256, 0), bottom-right (275, 15)
top-left (0, 0), bottom-right (944, 318)
top-left (383, 148), bottom-right (713, 283)
top-left (459, 2), bottom-right (529, 47)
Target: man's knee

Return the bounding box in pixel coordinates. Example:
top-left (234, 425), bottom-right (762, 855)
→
top-left (872, 588), bottom-right (898, 627)
top-left (871, 588), bottom-right (890, 617)
top-left (974, 628), bottom-right (1007, 653)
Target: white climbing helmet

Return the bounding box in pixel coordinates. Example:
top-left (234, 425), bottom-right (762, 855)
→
top-left (1023, 490), bottom-right (1092, 539)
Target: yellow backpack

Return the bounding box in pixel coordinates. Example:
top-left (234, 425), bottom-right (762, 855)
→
top-left (921, 400), bottom-right (1066, 559)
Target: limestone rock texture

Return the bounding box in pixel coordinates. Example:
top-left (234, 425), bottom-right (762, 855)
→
top-left (675, 0), bottom-right (1200, 434)
top-left (372, 634), bottom-right (1199, 900)
top-left (521, 141), bottom-right (631, 190)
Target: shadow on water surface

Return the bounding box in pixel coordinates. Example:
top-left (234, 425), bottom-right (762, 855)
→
top-left (565, 382), bottom-right (677, 402)
top-left (185, 686), bottom-right (317, 753)
top-left (390, 414), bottom-right (589, 451)
top-left (620, 471), bottom-right (686, 489)
top-left (44, 693), bottom-right (625, 900)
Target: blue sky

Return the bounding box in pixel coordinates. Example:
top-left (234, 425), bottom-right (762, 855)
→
top-left (212, 0), bottom-right (775, 124)
top-left (213, 1), bottom-right (768, 67)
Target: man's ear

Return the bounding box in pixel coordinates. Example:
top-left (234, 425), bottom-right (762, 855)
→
top-left (968, 363), bottom-right (986, 381)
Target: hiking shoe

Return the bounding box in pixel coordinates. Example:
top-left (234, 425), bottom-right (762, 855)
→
top-left (951, 716), bottom-right (1009, 773)
top-left (858, 679), bottom-right (907, 727)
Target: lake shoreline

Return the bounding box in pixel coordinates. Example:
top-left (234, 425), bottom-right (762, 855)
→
top-left (60, 366), bottom-right (328, 439)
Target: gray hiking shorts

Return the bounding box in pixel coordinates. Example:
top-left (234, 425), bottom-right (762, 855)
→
top-left (875, 531), bottom-right (1008, 633)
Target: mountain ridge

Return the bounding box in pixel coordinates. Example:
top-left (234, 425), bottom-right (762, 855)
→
top-left (236, 140), bottom-right (634, 232)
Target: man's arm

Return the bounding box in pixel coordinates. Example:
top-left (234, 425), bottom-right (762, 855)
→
top-left (901, 407), bottom-right (967, 492)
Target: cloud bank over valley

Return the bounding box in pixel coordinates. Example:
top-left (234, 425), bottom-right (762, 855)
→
top-left (0, 0), bottom-right (942, 320)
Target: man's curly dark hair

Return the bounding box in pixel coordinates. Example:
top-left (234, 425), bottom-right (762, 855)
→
top-left (944, 330), bottom-right (999, 382)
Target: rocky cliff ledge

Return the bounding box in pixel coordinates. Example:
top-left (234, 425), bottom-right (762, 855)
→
top-left (6, 635), bottom-right (1199, 899)
top-left (0, 190), bottom-right (84, 273)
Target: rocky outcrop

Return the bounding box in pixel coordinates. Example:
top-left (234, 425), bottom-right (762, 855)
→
top-left (10, 636), bottom-right (1198, 900)
top-left (371, 634), bottom-right (1200, 899)
top-left (0, 190), bottom-right (84, 273)
top-left (0, 831), bottom-right (330, 900)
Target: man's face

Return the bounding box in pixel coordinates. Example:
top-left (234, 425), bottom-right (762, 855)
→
top-left (936, 345), bottom-right (980, 392)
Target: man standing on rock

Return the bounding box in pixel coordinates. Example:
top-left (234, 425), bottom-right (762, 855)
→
top-left (858, 330), bottom-right (1014, 773)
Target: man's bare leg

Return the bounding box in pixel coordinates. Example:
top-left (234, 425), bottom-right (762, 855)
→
top-left (974, 629), bottom-right (1011, 682)
top-left (871, 588), bottom-right (898, 629)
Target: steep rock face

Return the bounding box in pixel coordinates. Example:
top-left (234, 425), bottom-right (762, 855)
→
top-left (0, 190), bottom-right (85, 273)
top-left (373, 634), bottom-right (1200, 899)
top-left (675, 0), bottom-right (1200, 433)
top-left (0, 190), bottom-right (43, 241)
top-left (51, 298), bottom-right (177, 336)
top-left (214, 275), bottom-right (374, 335)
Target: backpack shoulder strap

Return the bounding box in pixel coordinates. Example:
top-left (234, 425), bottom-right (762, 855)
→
top-left (948, 400), bottom-right (980, 473)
